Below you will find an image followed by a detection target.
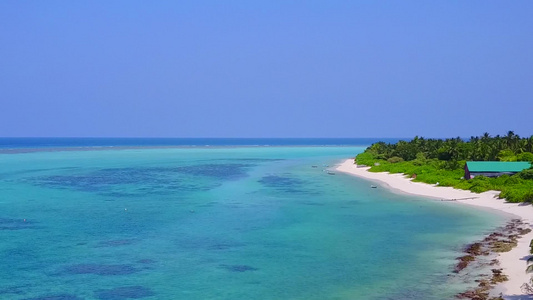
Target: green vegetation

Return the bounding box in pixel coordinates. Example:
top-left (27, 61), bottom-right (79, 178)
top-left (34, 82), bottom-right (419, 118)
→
top-left (355, 132), bottom-right (533, 203)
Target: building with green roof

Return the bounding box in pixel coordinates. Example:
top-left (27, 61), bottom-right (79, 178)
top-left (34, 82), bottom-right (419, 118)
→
top-left (464, 161), bottom-right (531, 179)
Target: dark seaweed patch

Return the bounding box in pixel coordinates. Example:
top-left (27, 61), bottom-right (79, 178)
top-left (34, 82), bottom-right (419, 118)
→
top-left (298, 200), bottom-right (325, 206)
top-left (220, 264), bottom-right (258, 272)
top-left (23, 294), bottom-right (83, 300)
top-left (258, 175), bottom-right (303, 188)
top-left (28, 163), bottom-right (253, 195)
top-left (207, 243), bottom-right (244, 251)
top-left (31, 167), bottom-right (184, 193)
top-left (136, 259), bottom-right (155, 264)
top-left (176, 237), bottom-right (244, 251)
top-left (0, 285), bottom-right (26, 295)
top-left (222, 158), bottom-right (283, 162)
top-left (95, 239), bottom-right (137, 248)
top-left (95, 286), bottom-right (155, 300)
top-left (0, 218), bottom-right (37, 230)
top-left (64, 264), bottom-right (138, 276)
top-left (100, 192), bottom-right (143, 198)
top-left (174, 163), bottom-right (252, 179)
top-left (258, 175), bottom-right (316, 194)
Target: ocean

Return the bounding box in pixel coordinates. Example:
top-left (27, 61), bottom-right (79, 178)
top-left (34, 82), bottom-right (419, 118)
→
top-left (0, 139), bottom-right (507, 299)
top-left (0, 138), bottom-right (402, 150)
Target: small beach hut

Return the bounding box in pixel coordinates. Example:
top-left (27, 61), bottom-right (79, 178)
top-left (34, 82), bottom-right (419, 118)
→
top-left (464, 161), bottom-right (531, 180)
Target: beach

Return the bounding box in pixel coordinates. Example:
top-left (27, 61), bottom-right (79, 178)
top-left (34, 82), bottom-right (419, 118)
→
top-left (337, 159), bottom-right (533, 299)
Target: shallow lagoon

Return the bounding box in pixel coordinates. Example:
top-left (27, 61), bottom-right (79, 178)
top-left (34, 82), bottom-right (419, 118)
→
top-left (0, 147), bottom-right (507, 299)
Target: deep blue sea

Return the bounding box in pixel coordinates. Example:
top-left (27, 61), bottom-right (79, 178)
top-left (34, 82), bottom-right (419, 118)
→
top-left (0, 139), bottom-right (507, 299)
top-left (0, 138), bottom-right (402, 150)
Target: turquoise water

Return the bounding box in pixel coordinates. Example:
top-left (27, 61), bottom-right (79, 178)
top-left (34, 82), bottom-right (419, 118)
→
top-left (0, 147), bottom-right (507, 299)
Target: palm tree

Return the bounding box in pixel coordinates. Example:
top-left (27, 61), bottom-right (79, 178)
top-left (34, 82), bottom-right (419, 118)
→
top-left (472, 140), bottom-right (486, 161)
top-left (362, 132), bottom-right (533, 163)
top-left (503, 131), bottom-right (513, 149)
top-left (482, 132), bottom-right (491, 140)
top-left (526, 136), bottom-right (533, 153)
top-left (516, 139), bottom-right (528, 154)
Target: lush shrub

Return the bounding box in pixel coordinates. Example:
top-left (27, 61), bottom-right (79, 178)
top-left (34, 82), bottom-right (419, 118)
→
top-left (412, 152), bottom-right (427, 166)
top-left (436, 177), bottom-right (462, 187)
top-left (499, 188), bottom-right (533, 203)
top-left (498, 150), bottom-right (517, 162)
top-left (470, 184), bottom-right (491, 193)
top-left (355, 152), bottom-right (376, 166)
top-left (504, 175), bottom-right (521, 185)
top-left (519, 169), bottom-right (533, 180)
top-left (437, 147), bottom-right (452, 160)
top-left (444, 160), bottom-right (462, 170)
top-left (517, 152), bottom-right (533, 163)
top-left (387, 156), bottom-right (404, 163)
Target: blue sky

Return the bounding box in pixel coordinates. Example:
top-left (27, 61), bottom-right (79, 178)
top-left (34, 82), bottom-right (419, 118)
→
top-left (1, 1), bottom-right (532, 138)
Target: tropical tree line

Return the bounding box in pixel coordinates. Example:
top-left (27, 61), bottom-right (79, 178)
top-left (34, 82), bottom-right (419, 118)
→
top-left (365, 131), bottom-right (533, 163)
top-left (355, 131), bottom-right (533, 203)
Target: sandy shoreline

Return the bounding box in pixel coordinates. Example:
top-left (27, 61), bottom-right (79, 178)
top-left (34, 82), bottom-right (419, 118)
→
top-left (336, 159), bottom-right (533, 299)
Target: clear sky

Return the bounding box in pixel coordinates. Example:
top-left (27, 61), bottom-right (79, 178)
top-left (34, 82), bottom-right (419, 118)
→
top-left (1, 1), bottom-right (532, 138)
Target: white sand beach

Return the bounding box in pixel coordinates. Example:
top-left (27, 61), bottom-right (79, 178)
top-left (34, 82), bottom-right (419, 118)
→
top-left (336, 159), bottom-right (533, 299)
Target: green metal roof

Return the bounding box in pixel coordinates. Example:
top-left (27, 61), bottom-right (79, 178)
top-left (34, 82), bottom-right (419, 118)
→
top-left (466, 161), bottom-right (531, 172)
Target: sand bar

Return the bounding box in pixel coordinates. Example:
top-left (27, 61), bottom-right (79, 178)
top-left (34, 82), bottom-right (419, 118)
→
top-left (336, 159), bottom-right (533, 299)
